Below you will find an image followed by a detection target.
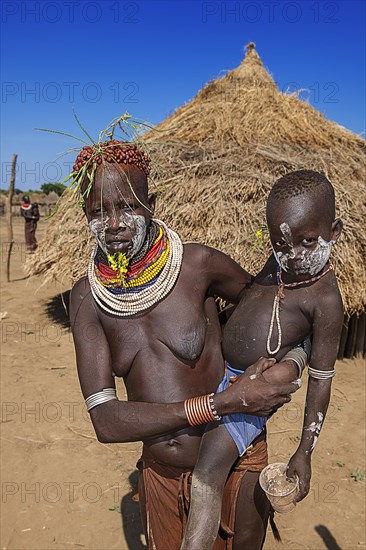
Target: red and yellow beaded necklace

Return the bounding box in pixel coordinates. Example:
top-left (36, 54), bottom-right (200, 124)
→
top-left (94, 225), bottom-right (169, 293)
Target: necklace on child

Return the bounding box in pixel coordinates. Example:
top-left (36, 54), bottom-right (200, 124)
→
top-left (266, 262), bottom-right (334, 355)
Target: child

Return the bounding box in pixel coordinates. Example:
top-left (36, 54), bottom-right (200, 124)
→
top-left (182, 170), bottom-right (344, 549)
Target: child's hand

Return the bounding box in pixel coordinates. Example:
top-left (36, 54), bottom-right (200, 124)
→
top-left (287, 450), bottom-right (311, 502)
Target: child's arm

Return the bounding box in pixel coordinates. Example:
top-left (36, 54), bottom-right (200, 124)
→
top-left (287, 285), bottom-right (343, 502)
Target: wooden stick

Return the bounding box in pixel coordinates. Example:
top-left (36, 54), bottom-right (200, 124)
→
top-left (6, 154), bottom-right (17, 282)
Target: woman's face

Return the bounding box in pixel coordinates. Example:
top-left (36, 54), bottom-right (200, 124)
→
top-left (85, 164), bottom-right (155, 258)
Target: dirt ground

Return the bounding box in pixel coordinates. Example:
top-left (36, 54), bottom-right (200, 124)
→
top-left (1, 218), bottom-right (365, 550)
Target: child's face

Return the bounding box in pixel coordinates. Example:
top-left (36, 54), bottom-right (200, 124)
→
top-left (268, 197), bottom-right (341, 276)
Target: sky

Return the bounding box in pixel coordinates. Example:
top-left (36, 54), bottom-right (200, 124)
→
top-left (1, 0), bottom-right (365, 190)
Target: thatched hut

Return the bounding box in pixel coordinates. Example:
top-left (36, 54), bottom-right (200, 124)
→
top-left (26, 45), bottom-right (366, 357)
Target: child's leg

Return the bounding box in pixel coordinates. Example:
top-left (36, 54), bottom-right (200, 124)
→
top-left (181, 358), bottom-right (301, 549)
top-left (181, 422), bottom-right (239, 550)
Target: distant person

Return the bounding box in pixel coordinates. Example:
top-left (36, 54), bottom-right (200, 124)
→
top-left (20, 195), bottom-right (40, 252)
top-left (182, 170), bottom-right (343, 549)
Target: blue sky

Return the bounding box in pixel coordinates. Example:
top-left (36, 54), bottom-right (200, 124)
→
top-left (1, 0), bottom-right (365, 190)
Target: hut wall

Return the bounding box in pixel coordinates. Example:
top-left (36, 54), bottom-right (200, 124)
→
top-left (338, 311), bottom-right (366, 359)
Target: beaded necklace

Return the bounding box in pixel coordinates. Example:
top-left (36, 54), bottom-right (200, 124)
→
top-left (94, 225), bottom-right (168, 292)
top-left (88, 220), bottom-right (183, 316)
top-left (266, 262), bottom-right (334, 355)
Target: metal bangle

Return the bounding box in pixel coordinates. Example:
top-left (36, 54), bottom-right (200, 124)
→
top-left (85, 388), bottom-right (118, 412)
top-left (282, 347), bottom-right (308, 378)
top-left (307, 366), bottom-right (336, 380)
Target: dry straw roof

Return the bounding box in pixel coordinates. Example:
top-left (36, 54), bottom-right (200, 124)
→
top-left (26, 44), bottom-right (366, 315)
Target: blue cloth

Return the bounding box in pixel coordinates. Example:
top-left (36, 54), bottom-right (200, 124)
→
top-left (217, 362), bottom-right (269, 457)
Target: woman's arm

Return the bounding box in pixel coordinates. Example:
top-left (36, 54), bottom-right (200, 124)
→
top-left (70, 279), bottom-right (297, 443)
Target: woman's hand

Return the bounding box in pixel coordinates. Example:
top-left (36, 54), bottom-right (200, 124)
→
top-left (215, 357), bottom-right (301, 417)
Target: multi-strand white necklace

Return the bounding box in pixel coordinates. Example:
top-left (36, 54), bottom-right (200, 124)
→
top-left (88, 220), bottom-right (183, 316)
top-left (266, 262), bottom-right (334, 355)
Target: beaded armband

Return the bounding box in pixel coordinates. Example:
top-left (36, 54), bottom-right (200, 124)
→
top-left (184, 393), bottom-right (221, 426)
top-left (307, 366), bottom-right (336, 380)
top-left (85, 388), bottom-right (118, 412)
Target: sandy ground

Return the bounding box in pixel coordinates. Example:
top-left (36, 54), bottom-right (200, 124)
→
top-left (1, 217), bottom-right (365, 550)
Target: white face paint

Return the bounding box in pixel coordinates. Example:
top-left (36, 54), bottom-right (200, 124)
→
top-left (272, 223), bottom-right (295, 272)
top-left (272, 247), bottom-right (288, 271)
top-left (89, 211), bottom-right (147, 258)
top-left (280, 223), bottom-right (295, 256)
top-left (294, 236), bottom-right (333, 276)
top-left (273, 221), bottom-right (334, 276)
top-left (89, 218), bottom-right (109, 254)
top-left (123, 212), bottom-right (147, 258)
